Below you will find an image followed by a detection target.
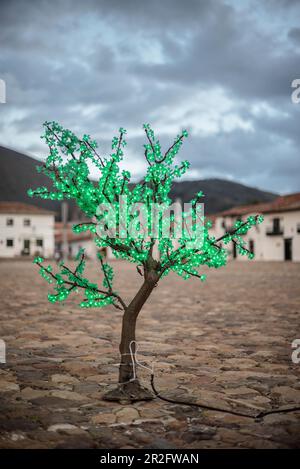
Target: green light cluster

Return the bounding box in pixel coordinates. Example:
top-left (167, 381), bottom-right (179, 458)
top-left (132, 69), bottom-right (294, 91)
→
top-left (29, 121), bottom-right (263, 308)
top-left (34, 250), bottom-right (120, 309)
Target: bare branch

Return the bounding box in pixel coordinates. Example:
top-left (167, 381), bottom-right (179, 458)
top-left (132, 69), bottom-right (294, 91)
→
top-left (36, 261), bottom-right (126, 311)
top-left (157, 134), bottom-right (184, 164)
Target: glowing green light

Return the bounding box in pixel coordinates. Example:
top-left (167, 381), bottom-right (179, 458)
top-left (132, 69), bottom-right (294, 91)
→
top-left (29, 121), bottom-right (262, 309)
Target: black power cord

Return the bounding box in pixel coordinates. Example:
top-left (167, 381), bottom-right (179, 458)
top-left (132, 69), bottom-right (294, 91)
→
top-left (150, 373), bottom-right (300, 420)
top-left (256, 405), bottom-right (300, 419)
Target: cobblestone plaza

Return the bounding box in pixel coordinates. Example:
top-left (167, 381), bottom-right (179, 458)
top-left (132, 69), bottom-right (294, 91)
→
top-left (0, 260), bottom-right (299, 448)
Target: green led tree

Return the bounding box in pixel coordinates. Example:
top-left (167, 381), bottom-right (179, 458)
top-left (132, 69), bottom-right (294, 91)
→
top-left (29, 121), bottom-right (263, 402)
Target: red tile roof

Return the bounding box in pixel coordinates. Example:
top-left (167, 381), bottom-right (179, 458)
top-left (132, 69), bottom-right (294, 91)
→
top-left (217, 201), bottom-right (273, 217)
top-left (55, 222), bottom-right (93, 243)
top-left (0, 201), bottom-right (55, 215)
top-left (271, 192), bottom-right (300, 210)
top-left (210, 192), bottom-right (300, 219)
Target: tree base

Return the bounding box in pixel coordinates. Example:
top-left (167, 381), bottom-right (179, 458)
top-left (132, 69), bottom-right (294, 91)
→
top-left (103, 380), bottom-right (154, 403)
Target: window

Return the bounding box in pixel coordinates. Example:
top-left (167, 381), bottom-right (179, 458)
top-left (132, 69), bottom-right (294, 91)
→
top-left (249, 239), bottom-right (255, 255)
top-left (6, 218), bottom-right (13, 226)
top-left (6, 239), bottom-right (14, 247)
top-left (36, 239), bottom-right (43, 247)
top-left (273, 218), bottom-right (280, 232)
top-left (24, 219), bottom-right (31, 226)
top-left (266, 217), bottom-right (283, 236)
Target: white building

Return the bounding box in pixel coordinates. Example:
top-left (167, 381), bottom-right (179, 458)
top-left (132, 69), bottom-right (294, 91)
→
top-left (54, 222), bottom-right (99, 259)
top-left (209, 193), bottom-right (300, 262)
top-left (0, 202), bottom-right (55, 258)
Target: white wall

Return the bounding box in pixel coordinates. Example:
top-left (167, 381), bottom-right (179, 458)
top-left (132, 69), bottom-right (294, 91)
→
top-left (0, 213), bottom-right (54, 258)
top-left (68, 239), bottom-right (97, 259)
top-left (209, 210), bottom-right (300, 262)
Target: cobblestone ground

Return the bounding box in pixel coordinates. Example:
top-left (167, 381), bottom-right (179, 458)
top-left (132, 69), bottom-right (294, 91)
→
top-left (0, 260), bottom-right (300, 449)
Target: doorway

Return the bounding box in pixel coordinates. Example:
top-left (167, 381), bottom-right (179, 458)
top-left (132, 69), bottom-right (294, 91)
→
top-left (284, 238), bottom-right (292, 261)
top-left (249, 239), bottom-right (255, 256)
top-left (23, 239), bottom-right (30, 255)
top-left (232, 242), bottom-right (237, 259)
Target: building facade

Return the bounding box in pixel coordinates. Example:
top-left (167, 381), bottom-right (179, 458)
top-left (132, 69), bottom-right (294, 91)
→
top-left (51, 193), bottom-right (300, 263)
top-left (54, 222), bottom-right (99, 259)
top-left (0, 202), bottom-right (55, 258)
top-left (209, 193), bottom-right (300, 262)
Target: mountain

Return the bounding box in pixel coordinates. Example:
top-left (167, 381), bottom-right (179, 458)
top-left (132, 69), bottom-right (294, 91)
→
top-left (170, 179), bottom-right (277, 214)
top-left (0, 145), bottom-right (83, 221)
top-left (0, 145), bottom-right (277, 219)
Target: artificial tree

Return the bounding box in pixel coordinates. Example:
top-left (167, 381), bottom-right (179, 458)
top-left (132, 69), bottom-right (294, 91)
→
top-left (29, 121), bottom-right (263, 401)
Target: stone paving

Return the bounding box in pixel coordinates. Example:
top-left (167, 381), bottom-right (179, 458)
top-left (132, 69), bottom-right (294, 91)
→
top-left (0, 259), bottom-right (300, 449)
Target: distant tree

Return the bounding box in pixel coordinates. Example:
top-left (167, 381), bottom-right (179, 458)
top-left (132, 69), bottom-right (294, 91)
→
top-left (29, 122), bottom-right (263, 401)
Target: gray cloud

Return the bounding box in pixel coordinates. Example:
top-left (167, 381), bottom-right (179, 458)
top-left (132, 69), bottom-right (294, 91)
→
top-left (0, 0), bottom-right (299, 193)
top-left (288, 27), bottom-right (300, 44)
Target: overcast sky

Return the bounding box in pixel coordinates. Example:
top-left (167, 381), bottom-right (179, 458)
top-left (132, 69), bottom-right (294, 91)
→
top-left (0, 0), bottom-right (300, 193)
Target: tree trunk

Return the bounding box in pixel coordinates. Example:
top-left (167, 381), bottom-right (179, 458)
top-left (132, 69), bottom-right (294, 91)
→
top-left (103, 270), bottom-right (159, 402)
top-left (119, 271), bottom-right (159, 383)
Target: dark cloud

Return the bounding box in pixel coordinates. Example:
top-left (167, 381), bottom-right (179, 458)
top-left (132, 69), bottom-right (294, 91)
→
top-left (288, 27), bottom-right (300, 44)
top-left (0, 0), bottom-right (299, 193)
